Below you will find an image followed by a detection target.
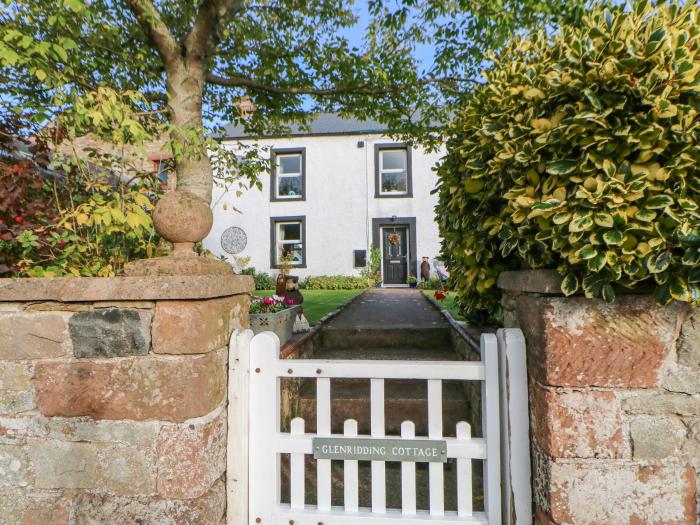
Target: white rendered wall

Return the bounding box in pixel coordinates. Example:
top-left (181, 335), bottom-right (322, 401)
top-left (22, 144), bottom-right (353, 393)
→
top-left (203, 134), bottom-right (444, 278)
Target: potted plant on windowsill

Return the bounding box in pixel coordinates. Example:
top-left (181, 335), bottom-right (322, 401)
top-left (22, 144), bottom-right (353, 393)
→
top-left (407, 274), bottom-right (418, 288)
top-left (249, 295), bottom-right (300, 346)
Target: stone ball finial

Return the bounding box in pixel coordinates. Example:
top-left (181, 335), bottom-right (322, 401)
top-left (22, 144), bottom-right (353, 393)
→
top-left (153, 191), bottom-right (212, 245)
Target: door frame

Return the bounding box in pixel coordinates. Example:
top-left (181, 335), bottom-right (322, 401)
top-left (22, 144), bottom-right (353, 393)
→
top-left (372, 217), bottom-right (417, 286)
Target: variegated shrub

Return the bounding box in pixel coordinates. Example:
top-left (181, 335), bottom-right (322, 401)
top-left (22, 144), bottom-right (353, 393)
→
top-left (436, 1), bottom-right (700, 317)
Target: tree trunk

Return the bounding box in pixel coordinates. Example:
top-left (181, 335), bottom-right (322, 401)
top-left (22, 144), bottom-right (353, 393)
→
top-left (166, 65), bottom-right (212, 204)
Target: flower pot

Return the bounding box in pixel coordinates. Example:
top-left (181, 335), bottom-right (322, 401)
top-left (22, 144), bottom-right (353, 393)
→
top-left (250, 305), bottom-right (301, 346)
top-left (409, 282), bottom-right (418, 288)
top-left (375, 282), bottom-right (382, 288)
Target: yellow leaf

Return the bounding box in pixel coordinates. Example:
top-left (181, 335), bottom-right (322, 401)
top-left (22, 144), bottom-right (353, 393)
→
top-left (35, 69), bottom-right (46, 81)
top-left (76, 213), bottom-right (89, 226)
top-left (524, 88), bottom-right (545, 100)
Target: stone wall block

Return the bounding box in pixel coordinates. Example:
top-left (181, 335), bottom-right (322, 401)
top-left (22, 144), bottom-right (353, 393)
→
top-left (0, 313), bottom-right (71, 360)
top-left (517, 295), bottom-right (684, 388)
top-left (679, 311), bottom-right (700, 368)
top-left (69, 307), bottom-right (153, 358)
top-left (531, 384), bottom-right (625, 459)
top-left (548, 461), bottom-right (697, 525)
top-left (34, 349), bottom-right (226, 422)
top-left (0, 443), bottom-right (31, 487)
top-left (0, 488), bottom-right (70, 525)
top-left (622, 392), bottom-right (700, 416)
top-left (28, 439), bottom-right (156, 495)
top-left (0, 362), bottom-right (35, 415)
top-left (156, 407), bottom-right (226, 499)
top-left (71, 476), bottom-right (226, 524)
top-left (630, 415), bottom-right (687, 460)
top-left (152, 295), bottom-right (248, 354)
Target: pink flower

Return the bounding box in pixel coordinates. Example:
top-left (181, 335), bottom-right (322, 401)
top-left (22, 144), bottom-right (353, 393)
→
top-left (263, 297), bottom-right (274, 305)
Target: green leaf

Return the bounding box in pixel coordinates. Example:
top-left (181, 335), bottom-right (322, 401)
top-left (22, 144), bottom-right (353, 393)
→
top-left (588, 252), bottom-right (607, 272)
top-left (603, 230), bottom-right (624, 245)
top-left (561, 273), bottom-right (579, 296)
top-left (601, 284), bottom-right (615, 302)
top-left (669, 276), bottom-right (690, 302)
top-left (576, 245), bottom-right (598, 260)
top-left (644, 195), bottom-right (673, 209)
top-left (569, 214), bottom-right (593, 232)
top-left (546, 160), bottom-right (578, 175)
top-left (594, 212), bottom-right (614, 228)
top-left (646, 251), bottom-right (671, 274)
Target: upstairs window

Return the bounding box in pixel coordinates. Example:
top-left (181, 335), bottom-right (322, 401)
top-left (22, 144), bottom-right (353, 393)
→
top-left (375, 144), bottom-right (412, 197)
top-left (271, 216), bottom-right (306, 268)
top-left (271, 148), bottom-right (305, 201)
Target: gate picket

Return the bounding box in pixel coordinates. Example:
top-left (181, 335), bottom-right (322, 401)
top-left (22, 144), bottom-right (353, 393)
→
top-left (371, 378), bottom-right (387, 513)
top-left (316, 377), bottom-right (332, 511)
top-left (427, 379), bottom-right (444, 516)
top-left (343, 419), bottom-right (359, 512)
top-left (290, 417), bottom-right (305, 509)
top-left (456, 422), bottom-right (473, 517)
top-left (400, 421), bottom-right (417, 516)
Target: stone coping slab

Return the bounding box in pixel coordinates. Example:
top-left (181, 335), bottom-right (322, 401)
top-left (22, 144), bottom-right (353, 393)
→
top-left (497, 270), bottom-right (563, 294)
top-left (0, 275), bottom-right (254, 302)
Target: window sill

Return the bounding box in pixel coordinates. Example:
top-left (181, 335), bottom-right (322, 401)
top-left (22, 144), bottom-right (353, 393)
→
top-left (271, 196), bottom-right (306, 202)
top-left (374, 193), bottom-right (413, 199)
top-left (271, 264), bottom-right (307, 270)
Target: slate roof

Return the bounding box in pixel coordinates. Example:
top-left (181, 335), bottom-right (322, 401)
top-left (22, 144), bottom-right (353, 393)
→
top-left (217, 112), bottom-right (390, 140)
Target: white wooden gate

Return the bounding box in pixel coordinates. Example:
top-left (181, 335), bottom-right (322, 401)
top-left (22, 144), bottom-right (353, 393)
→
top-left (243, 331), bottom-right (504, 525)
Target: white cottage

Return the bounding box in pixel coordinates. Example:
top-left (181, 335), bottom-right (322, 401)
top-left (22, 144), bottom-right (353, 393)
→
top-left (203, 113), bottom-right (444, 285)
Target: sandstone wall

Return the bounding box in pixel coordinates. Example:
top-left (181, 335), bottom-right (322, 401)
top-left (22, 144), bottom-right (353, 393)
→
top-left (0, 275), bottom-right (252, 524)
top-left (500, 271), bottom-right (699, 525)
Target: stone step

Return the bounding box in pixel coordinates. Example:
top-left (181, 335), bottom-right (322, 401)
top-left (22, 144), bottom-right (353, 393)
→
top-left (314, 347), bottom-right (458, 361)
top-left (280, 455), bottom-right (485, 512)
top-left (297, 379), bottom-right (471, 436)
top-left (320, 326), bottom-right (452, 350)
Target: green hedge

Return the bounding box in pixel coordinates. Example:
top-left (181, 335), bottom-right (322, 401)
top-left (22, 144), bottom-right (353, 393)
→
top-left (436, 1), bottom-right (700, 317)
top-left (239, 267), bottom-right (276, 290)
top-left (301, 275), bottom-right (372, 290)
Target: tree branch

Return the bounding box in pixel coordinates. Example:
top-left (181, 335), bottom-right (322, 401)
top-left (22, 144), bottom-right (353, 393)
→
top-left (205, 73), bottom-right (387, 96)
top-left (205, 73), bottom-right (479, 95)
top-left (186, 0), bottom-right (244, 61)
top-left (125, 0), bottom-right (180, 67)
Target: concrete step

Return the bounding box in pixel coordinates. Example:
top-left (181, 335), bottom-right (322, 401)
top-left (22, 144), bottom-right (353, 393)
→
top-left (320, 326), bottom-right (452, 350)
top-left (298, 378), bottom-right (471, 436)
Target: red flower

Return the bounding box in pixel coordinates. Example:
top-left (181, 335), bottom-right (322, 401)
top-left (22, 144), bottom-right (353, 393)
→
top-left (14, 215), bottom-right (23, 223)
top-left (263, 297), bottom-right (274, 305)
top-left (434, 291), bottom-right (446, 301)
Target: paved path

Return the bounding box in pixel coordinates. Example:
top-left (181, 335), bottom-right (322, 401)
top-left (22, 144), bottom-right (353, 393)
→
top-left (287, 288), bottom-right (483, 512)
top-left (325, 288), bottom-right (448, 330)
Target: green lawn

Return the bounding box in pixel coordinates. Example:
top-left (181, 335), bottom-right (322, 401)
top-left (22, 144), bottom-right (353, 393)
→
top-left (422, 289), bottom-right (465, 321)
top-left (254, 289), bottom-right (364, 325)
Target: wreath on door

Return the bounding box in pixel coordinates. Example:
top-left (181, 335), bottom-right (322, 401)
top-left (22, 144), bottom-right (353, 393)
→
top-left (388, 232), bottom-right (400, 245)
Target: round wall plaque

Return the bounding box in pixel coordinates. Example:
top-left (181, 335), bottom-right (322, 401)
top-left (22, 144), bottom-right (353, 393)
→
top-left (220, 226), bottom-right (247, 254)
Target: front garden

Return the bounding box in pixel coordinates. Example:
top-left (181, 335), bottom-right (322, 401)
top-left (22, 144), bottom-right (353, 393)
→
top-left (254, 289), bottom-right (364, 326)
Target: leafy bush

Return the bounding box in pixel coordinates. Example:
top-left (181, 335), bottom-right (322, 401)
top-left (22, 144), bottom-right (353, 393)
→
top-left (240, 267), bottom-right (276, 290)
top-left (418, 277), bottom-right (443, 290)
top-left (437, 1), bottom-right (700, 317)
top-left (301, 275), bottom-right (372, 290)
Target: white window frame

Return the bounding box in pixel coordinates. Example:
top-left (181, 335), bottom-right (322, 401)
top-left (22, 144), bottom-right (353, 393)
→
top-left (271, 217), bottom-right (305, 268)
top-left (272, 150), bottom-right (305, 201)
top-left (378, 147), bottom-right (410, 197)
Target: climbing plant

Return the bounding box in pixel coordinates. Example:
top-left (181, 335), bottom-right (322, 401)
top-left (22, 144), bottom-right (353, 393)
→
top-left (436, 1), bottom-right (700, 318)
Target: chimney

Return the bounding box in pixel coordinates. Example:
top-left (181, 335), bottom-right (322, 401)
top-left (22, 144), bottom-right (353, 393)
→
top-left (236, 95), bottom-right (256, 118)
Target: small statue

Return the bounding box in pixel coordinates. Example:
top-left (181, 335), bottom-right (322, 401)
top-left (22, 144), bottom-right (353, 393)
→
top-left (421, 256), bottom-right (431, 282)
top-left (282, 276), bottom-right (304, 308)
top-left (282, 276), bottom-right (309, 332)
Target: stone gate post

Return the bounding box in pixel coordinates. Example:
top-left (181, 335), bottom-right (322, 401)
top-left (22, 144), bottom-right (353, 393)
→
top-left (499, 270), bottom-right (698, 525)
top-left (0, 273), bottom-right (252, 522)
